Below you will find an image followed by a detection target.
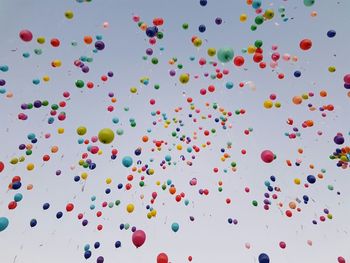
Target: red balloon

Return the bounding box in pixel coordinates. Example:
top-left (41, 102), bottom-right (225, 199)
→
top-left (344, 74), bottom-right (350, 84)
top-left (338, 256), bottom-right (346, 263)
top-left (234, 56), bottom-right (245, 66)
top-left (132, 229), bottom-right (146, 248)
top-left (66, 203), bottom-right (74, 212)
top-left (19, 29), bottom-right (33, 42)
top-left (299, 39), bottom-right (312, 51)
top-left (0, 161), bottom-right (4, 173)
top-left (279, 241), bottom-right (286, 249)
top-left (261, 150), bottom-right (274, 163)
top-left (157, 253), bottom-right (168, 263)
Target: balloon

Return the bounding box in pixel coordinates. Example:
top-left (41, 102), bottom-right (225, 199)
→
top-left (132, 229), bottom-right (146, 248)
top-left (157, 253), bottom-right (169, 263)
top-left (0, 217), bottom-right (9, 232)
top-left (300, 39), bottom-right (312, 51)
top-left (344, 74), bottom-right (350, 84)
top-left (217, 48), bottom-right (234, 63)
top-left (171, 222), bottom-right (179, 232)
top-left (338, 256), bottom-right (346, 263)
top-left (64, 10), bottom-right (74, 19)
top-left (98, 128), bottom-right (115, 144)
top-left (261, 150), bottom-right (274, 163)
top-left (122, 156), bottom-right (133, 168)
top-left (279, 241), bottom-right (286, 249)
top-left (0, 161), bottom-right (4, 173)
top-left (307, 175), bottom-right (316, 184)
top-left (179, 73), bottom-right (190, 84)
top-left (76, 126), bottom-right (87, 136)
top-left (126, 203), bottom-right (135, 213)
top-left (327, 30), bottom-right (336, 38)
top-left (303, 0), bottom-right (315, 7)
top-left (19, 29), bottom-right (33, 42)
top-left (334, 134), bottom-right (345, 145)
top-left (258, 253), bottom-right (270, 263)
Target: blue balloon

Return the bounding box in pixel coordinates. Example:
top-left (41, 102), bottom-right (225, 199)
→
top-left (258, 253), bottom-right (270, 263)
top-left (0, 217), bottom-right (9, 232)
top-left (84, 250), bottom-right (92, 259)
top-left (199, 0), bottom-right (207, 6)
top-left (115, 241), bottom-right (121, 248)
top-left (307, 175), bottom-right (316, 184)
top-left (30, 219), bottom-right (37, 227)
top-left (198, 24), bottom-right (206, 33)
top-left (327, 30), bottom-right (336, 38)
top-left (122, 156), bottom-right (133, 168)
top-left (146, 26), bottom-right (158, 38)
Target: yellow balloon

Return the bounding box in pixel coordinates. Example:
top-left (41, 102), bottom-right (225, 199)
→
top-left (263, 100), bottom-right (273, 109)
top-left (43, 75), bottom-right (50, 82)
top-left (53, 59), bottom-right (62, 67)
top-left (151, 209), bottom-right (157, 217)
top-left (328, 66), bottom-right (336, 72)
top-left (294, 178), bottom-right (301, 185)
top-left (247, 45), bottom-right (256, 54)
top-left (179, 73), bottom-right (190, 84)
top-left (37, 37), bottom-right (46, 44)
top-left (10, 157), bottom-right (19, 165)
top-left (106, 178), bottom-right (112, 184)
top-left (130, 87), bottom-right (138, 93)
top-left (27, 163), bottom-right (34, 171)
top-left (193, 38), bottom-right (202, 47)
top-left (126, 203), bottom-right (135, 213)
top-left (207, 48), bottom-right (216, 56)
top-left (176, 144), bottom-right (183, 150)
top-left (76, 126), bottom-right (87, 136)
top-left (81, 172), bottom-right (88, 180)
top-left (57, 128), bottom-right (65, 134)
top-left (240, 13), bottom-right (248, 22)
top-left (274, 102), bottom-right (281, 108)
top-left (65, 10), bottom-right (74, 19)
top-left (264, 9), bottom-right (275, 20)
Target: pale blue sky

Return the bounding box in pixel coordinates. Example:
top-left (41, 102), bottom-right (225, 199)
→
top-left (0, 0), bottom-right (350, 262)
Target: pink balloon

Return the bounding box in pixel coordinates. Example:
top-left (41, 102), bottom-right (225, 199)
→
top-left (344, 74), bottom-right (350, 84)
top-left (261, 150), bottom-right (274, 163)
top-left (132, 229), bottom-right (146, 248)
top-left (19, 29), bottom-right (33, 42)
top-left (157, 253), bottom-right (169, 263)
top-left (338, 256), bottom-right (346, 263)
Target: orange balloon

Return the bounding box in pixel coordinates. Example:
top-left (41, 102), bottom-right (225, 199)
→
top-left (320, 90), bottom-right (327, 97)
top-left (142, 136), bottom-right (149, 142)
top-left (292, 96), bottom-right (302, 105)
top-left (83, 35), bottom-right (93, 44)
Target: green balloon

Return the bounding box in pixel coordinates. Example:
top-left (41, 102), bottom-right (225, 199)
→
top-left (304, 0), bottom-right (315, 6)
top-left (217, 48), bottom-right (234, 63)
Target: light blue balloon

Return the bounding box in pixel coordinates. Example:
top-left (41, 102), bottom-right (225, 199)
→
top-left (0, 217), bottom-right (9, 232)
top-left (122, 156), bottom-right (133, 168)
top-left (171, 222), bottom-right (179, 232)
top-left (14, 193), bottom-right (23, 202)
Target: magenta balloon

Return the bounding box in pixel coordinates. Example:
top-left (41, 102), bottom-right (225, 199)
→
top-left (19, 29), bottom-right (33, 42)
top-left (338, 256), bottom-right (346, 263)
top-left (261, 150), bottom-right (274, 163)
top-left (157, 253), bottom-right (169, 263)
top-left (132, 229), bottom-right (146, 248)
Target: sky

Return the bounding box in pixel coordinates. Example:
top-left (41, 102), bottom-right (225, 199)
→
top-left (0, 0), bottom-right (350, 262)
